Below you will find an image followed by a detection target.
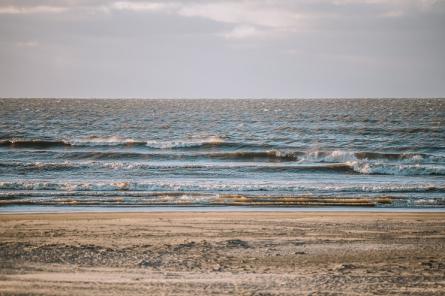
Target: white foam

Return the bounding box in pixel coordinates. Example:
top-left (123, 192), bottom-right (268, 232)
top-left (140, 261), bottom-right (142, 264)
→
top-left (70, 136), bottom-right (137, 145)
top-left (145, 136), bottom-right (224, 149)
top-left (349, 161), bottom-right (445, 176)
top-left (0, 179), bottom-right (443, 193)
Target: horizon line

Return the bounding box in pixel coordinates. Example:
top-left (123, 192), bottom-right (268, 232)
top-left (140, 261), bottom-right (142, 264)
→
top-left (1, 97), bottom-right (444, 100)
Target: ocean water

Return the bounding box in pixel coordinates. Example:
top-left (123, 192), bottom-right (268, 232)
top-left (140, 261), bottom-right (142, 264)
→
top-left (0, 98), bottom-right (444, 209)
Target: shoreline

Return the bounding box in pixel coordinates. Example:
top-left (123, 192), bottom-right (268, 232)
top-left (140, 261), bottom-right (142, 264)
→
top-left (1, 211), bottom-right (445, 295)
top-left (2, 205), bottom-right (445, 214)
top-left (3, 210), bottom-right (445, 218)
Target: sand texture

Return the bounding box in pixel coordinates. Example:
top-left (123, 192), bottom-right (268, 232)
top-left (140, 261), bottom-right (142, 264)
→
top-left (1, 212), bottom-right (444, 295)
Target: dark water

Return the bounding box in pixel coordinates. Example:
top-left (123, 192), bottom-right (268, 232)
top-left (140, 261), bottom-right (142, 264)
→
top-left (0, 98), bottom-right (444, 209)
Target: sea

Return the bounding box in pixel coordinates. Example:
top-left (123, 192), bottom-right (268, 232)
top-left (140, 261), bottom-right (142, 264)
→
top-left (0, 98), bottom-right (444, 211)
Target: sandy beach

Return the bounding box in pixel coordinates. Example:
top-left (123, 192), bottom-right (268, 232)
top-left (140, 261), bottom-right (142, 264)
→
top-left (0, 211), bottom-right (444, 295)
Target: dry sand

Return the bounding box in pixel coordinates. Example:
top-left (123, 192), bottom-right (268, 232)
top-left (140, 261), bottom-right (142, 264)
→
top-left (0, 211), bottom-right (444, 295)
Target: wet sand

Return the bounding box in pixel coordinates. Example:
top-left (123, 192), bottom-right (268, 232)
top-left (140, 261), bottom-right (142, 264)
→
top-left (1, 212), bottom-right (444, 295)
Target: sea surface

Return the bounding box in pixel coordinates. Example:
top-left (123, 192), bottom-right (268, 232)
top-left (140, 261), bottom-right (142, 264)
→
top-left (0, 98), bottom-right (444, 210)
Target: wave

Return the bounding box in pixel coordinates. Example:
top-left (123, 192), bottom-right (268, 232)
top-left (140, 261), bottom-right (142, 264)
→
top-left (70, 136), bottom-right (140, 146)
top-left (0, 180), bottom-right (443, 193)
top-left (42, 150), bottom-right (301, 161)
top-left (3, 146), bottom-right (442, 162)
top-left (299, 150), bottom-right (443, 163)
top-left (1, 152), bottom-right (444, 176)
top-left (145, 136), bottom-right (228, 149)
top-left (65, 151), bottom-right (152, 160)
top-left (0, 139), bottom-right (71, 148)
top-left (0, 137), bottom-right (144, 148)
top-left (0, 160), bottom-right (357, 174)
top-left (3, 161), bottom-right (83, 171)
top-left (1, 137), bottom-right (443, 163)
top-left (348, 161), bottom-right (445, 176)
top-left (219, 149), bottom-right (445, 167)
top-left (200, 150), bottom-right (301, 161)
top-left (0, 136), bottom-right (257, 150)
top-left (0, 150), bottom-right (300, 162)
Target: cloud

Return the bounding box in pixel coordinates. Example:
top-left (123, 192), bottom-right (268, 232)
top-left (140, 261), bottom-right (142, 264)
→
top-left (1, 0), bottom-right (440, 15)
top-left (223, 25), bottom-right (263, 40)
top-left (332, 0), bottom-right (440, 16)
top-left (0, 0), bottom-right (442, 39)
top-left (16, 41), bottom-right (39, 47)
top-left (105, 1), bottom-right (302, 39)
top-left (0, 5), bottom-right (67, 14)
top-left (1, 0), bottom-right (444, 98)
top-left (176, 2), bottom-right (301, 29)
top-left (110, 1), bottom-right (176, 12)
top-left (175, 1), bottom-right (303, 40)
top-left (0, 1), bottom-right (301, 39)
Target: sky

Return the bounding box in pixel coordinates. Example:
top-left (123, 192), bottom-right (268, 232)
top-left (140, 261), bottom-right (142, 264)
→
top-left (1, 0), bottom-right (444, 98)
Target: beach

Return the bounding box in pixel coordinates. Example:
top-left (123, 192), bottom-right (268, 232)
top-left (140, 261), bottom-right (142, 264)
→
top-left (1, 211), bottom-right (444, 295)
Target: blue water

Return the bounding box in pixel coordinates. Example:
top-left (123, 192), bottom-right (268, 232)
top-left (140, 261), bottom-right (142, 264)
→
top-left (0, 98), bottom-right (444, 209)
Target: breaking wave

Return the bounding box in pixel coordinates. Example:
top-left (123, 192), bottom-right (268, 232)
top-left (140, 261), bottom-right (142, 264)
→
top-left (1, 136), bottom-right (443, 162)
top-left (0, 180), bottom-right (444, 193)
top-left (70, 136), bottom-right (138, 146)
top-left (0, 136), bottom-right (239, 149)
top-left (298, 150), bottom-right (443, 163)
top-left (347, 162), bottom-right (445, 176)
top-left (145, 136), bottom-right (228, 149)
top-left (0, 148), bottom-right (444, 176)
top-left (0, 160), bottom-right (356, 174)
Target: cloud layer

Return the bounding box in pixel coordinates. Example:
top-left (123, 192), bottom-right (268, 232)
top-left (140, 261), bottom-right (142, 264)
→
top-left (1, 0), bottom-right (444, 97)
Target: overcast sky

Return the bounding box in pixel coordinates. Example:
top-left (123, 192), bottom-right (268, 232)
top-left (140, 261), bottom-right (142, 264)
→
top-left (1, 0), bottom-right (444, 98)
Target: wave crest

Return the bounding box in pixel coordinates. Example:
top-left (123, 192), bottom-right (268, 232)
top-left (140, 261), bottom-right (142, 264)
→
top-left (145, 136), bottom-right (225, 149)
top-left (348, 161), bottom-right (445, 176)
top-left (0, 139), bottom-right (70, 148)
top-left (0, 136), bottom-right (229, 149)
top-left (0, 180), bottom-right (443, 193)
top-left (70, 136), bottom-right (138, 146)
